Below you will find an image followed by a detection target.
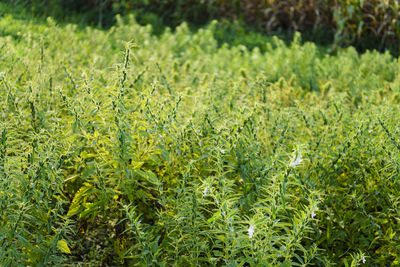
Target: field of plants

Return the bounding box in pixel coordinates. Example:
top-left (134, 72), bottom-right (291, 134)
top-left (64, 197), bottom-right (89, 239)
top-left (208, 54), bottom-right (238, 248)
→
top-left (1, 3), bottom-right (400, 266)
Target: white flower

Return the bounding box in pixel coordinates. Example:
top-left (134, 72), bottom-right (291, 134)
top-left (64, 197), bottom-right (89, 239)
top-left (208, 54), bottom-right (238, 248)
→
top-left (290, 154), bottom-right (302, 168)
top-left (202, 187), bottom-right (208, 196)
top-left (311, 211), bottom-right (316, 219)
top-left (248, 224), bottom-right (255, 238)
top-left (362, 256), bottom-right (366, 264)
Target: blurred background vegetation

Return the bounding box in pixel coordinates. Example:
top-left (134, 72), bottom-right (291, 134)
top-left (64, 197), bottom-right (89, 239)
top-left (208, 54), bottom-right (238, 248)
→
top-left (4, 0), bottom-right (400, 55)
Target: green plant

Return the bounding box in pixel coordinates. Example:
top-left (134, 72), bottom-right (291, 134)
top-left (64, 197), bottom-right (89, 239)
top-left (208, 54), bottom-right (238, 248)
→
top-left (1, 8), bottom-right (400, 265)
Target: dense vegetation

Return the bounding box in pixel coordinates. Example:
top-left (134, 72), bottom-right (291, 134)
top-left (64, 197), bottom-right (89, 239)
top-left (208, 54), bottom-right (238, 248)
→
top-left (5, 0), bottom-right (400, 55)
top-left (1, 3), bottom-right (400, 266)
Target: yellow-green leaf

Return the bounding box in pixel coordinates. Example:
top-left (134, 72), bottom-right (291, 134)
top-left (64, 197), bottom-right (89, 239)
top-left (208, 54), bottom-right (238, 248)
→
top-left (57, 239), bottom-right (71, 254)
top-left (67, 183), bottom-right (93, 217)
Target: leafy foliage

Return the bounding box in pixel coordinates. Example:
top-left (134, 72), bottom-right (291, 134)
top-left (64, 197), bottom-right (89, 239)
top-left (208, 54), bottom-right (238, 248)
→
top-left (1, 8), bottom-right (400, 266)
top-left (5, 0), bottom-right (400, 54)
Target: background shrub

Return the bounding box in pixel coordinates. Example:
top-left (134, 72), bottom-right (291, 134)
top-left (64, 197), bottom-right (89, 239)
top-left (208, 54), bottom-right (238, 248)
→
top-left (5, 0), bottom-right (400, 54)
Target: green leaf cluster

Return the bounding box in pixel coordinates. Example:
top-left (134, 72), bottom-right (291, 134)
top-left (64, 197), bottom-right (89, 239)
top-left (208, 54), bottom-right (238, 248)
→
top-left (0, 11), bottom-right (400, 266)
